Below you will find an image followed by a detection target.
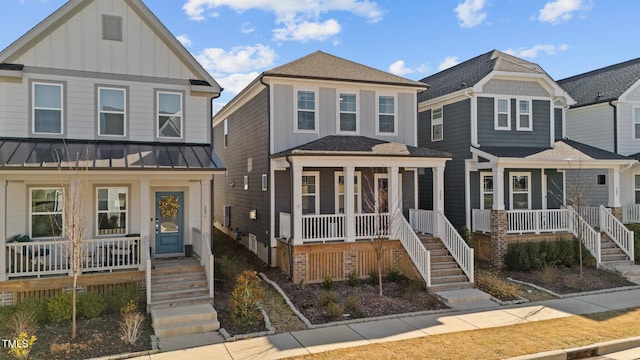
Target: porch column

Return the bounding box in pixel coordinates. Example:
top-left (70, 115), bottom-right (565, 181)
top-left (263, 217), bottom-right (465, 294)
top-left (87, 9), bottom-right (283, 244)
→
top-left (433, 165), bottom-right (445, 237)
top-left (608, 167), bottom-right (621, 208)
top-left (491, 166), bottom-right (508, 268)
top-left (0, 179), bottom-right (6, 281)
top-left (344, 166), bottom-right (355, 242)
top-left (201, 178), bottom-right (211, 250)
top-left (492, 165), bottom-right (505, 210)
top-left (292, 164), bottom-right (303, 243)
top-left (388, 166), bottom-right (400, 238)
top-left (139, 179), bottom-right (150, 270)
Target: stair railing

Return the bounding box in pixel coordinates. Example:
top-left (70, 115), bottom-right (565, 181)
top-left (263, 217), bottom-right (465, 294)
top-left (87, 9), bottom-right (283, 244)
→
top-left (599, 205), bottom-right (634, 261)
top-left (567, 206), bottom-right (601, 267)
top-left (395, 215), bottom-right (431, 287)
top-left (436, 210), bottom-right (474, 283)
top-left (143, 235), bottom-right (151, 311)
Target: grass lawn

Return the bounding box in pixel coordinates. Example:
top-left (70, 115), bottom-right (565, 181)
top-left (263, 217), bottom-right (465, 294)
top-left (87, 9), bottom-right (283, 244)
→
top-left (289, 308), bottom-right (640, 360)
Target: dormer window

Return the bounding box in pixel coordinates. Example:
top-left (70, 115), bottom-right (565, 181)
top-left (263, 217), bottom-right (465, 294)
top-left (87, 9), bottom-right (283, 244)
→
top-left (33, 82), bottom-right (63, 135)
top-left (98, 87), bottom-right (126, 136)
top-left (296, 89), bottom-right (317, 132)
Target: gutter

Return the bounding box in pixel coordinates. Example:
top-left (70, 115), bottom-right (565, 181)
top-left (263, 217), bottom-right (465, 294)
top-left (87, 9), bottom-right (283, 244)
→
top-left (608, 100), bottom-right (618, 153)
top-left (285, 155), bottom-right (294, 279)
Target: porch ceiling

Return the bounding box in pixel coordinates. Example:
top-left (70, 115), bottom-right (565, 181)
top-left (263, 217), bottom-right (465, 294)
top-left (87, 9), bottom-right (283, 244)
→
top-left (0, 137), bottom-right (224, 171)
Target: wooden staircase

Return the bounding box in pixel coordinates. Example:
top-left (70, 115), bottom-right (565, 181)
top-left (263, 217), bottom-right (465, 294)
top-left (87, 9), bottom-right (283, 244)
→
top-left (419, 236), bottom-right (473, 291)
top-left (149, 258), bottom-right (219, 339)
top-left (600, 233), bottom-right (633, 265)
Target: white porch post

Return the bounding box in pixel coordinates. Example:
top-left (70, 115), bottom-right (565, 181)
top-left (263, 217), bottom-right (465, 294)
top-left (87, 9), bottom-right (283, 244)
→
top-left (292, 164), bottom-right (303, 243)
top-left (493, 165), bottom-right (506, 210)
top-left (433, 165), bottom-right (445, 237)
top-left (608, 167), bottom-right (621, 208)
top-left (388, 166), bottom-right (400, 238)
top-left (0, 179), bottom-right (6, 281)
top-left (344, 166), bottom-right (355, 242)
top-left (139, 178), bottom-right (150, 270)
top-left (201, 178), bottom-right (211, 246)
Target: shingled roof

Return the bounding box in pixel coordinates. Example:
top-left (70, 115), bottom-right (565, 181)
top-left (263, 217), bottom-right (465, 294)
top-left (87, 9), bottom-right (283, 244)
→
top-left (557, 58), bottom-right (640, 108)
top-left (272, 135), bottom-right (451, 158)
top-left (417, 50), bottom-right (547, 102)
top-left (475, 139), bottom-right (631, 161)
top-left (264, 51), bottom-right (427, 88)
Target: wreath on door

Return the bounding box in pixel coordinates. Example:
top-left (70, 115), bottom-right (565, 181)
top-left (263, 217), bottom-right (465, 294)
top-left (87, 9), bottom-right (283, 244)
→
top-left (158, 195), bottom-right (180, 218)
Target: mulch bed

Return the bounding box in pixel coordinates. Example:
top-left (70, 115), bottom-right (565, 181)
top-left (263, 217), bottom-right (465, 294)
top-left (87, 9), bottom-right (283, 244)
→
top-left (503, 265), bottom-right (637, 295)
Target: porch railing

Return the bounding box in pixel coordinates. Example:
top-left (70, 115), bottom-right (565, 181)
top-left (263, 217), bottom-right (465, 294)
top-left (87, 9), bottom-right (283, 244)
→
top-left (507, 209), bottom-right (570, 234)
top-left (301, 214), bottom-right (346, 242)
top-left (279, 212), bottom-right (291, 239)
top-left (6, 236), bottom-right (141, 279)
top-left (202, 233), bottom-right (215, 299)
top-left (355, 213), bottom-right (390, 239)
top-left (144, 236), bottom-right (151, 310)
top-left (472, 209), bottom-right (491, 233)
top-left (623, 204), bottom-right (640, 224)
top-left (578, 206), bottom-right (603, 229)
top-left (599, 205), bottom-right (634, 261)
top-left (567, 206), bottom-right (602, 267)
top-left (409, 208), bottom-right (434, 235)
top-left (395, 215), bottom-right (431, 287)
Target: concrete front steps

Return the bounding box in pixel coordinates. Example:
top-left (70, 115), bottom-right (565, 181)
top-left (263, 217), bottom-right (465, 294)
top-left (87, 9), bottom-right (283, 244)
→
top-left (151, 304), bottom-right (220, 338)
top-left (419, 236), bottom-right (473, 292)
top-left (600, 233), bottom-right (633, 264)
top-left (149, 258), bottom-right (213, 310)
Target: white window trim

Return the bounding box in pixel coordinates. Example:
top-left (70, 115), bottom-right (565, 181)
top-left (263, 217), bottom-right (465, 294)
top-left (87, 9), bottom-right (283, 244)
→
top-left (244, 175), bottom-right (249, 191)
top-left (375, 93), bottom-right (397, 136)
top-left (431, 107), bottom-right (443, 141)
top-left (516, 99), bottom-right (533, 131)
top-left (596, 174), bottom-right (607, 186)
top-left (480, 172), bottom-right (493, 210)
top-left (334, 171), bottom-right (362, 214)
top-left (294, 88), bottom-right (318, 134)
top-left (633, 106), bottom-right (640, 140)
top-left (32, 82), bottom-right (64, 135)
top-left (301, 171), bottom-right (320, 215)
top-left (223, 119), bottom-right (229, 148)
top-left (336, 90), bottom-right (359, 134)
top-left (98, 87), bottom-right (127, 137)
top-left (510, 172), bottom-right (531, 210)
top-left (635, 174), bottom-right (640, 204)
top-left (374, 173), bottom-right (389, 213)
top-left (157, 91), bottom-right (183, 139)
top-left (494, 97), bottom-right (511, 131)
top-left (96, 187), bottom-right (128, 236)
top-left (29, 187), bottom-right (64, 239)
top-left (261, 174), bottom-right (268, 191)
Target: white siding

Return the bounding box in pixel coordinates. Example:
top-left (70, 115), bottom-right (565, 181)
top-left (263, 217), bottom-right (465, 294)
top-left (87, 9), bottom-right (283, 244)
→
top-left (620, 167), bottom-right (637, 206)
top-left (566, 103), bottom-right (615, 153)
top-left (482, 79), bottom-right (551, 97)
top-left (617, 102), bottom-right (640, 156)
top-left (622, 80), bottom-right (640, 102)
top-left (5, 182), bottom-right (26, 238)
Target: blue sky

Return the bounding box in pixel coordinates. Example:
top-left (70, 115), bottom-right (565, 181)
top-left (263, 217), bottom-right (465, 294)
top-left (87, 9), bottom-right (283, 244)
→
top-left (1, 0), bottom-right (638, 111)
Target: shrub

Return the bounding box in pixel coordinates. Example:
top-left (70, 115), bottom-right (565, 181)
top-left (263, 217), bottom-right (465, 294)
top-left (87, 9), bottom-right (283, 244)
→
top-left (387, 268), bottom-right (401, 283)
top-left (8, 332), bottom-right (37, 360)
top-left (343, 295), bottom-right (360, 313)
top-left (629, 224), bottom-right (640, 264)
top-left (539, 265), bottom-right (557, 285)
top-left (78, 291), bottom-right (108, 319)
top-left (0, 305), bottom-right (17, 331)
top-left (215, 255), bottom-right (241, 282)
top-left (322, 275), bottom-right (334, 290)
top-left (325, 302), bottom-right (342, 320)
top-left (504, 239), bottom-right (582, 272)
top-left (16, 297), bottom-right (48, 324)
top-left (505, 242), bottom-right (533, 272)
top-left (229, 270), bottom-right (264, 327)
top-left (106, 285), bottom-right (140, 314)
top-left (458, 226), bottom-right (473, 247)
top-left (347, 270), bottom-right (359, 287)
top-left (368, 269), bottom-right (379, 285)
top-left (47, 292), bottom-right (73, 323)
top-left (475, 269), bottom-right (519, 301)
top-left (8, 309), bottom-right (37, 337)
top-left (318, 291), bottom-right (339, 306)
top-left (119, 301), bottom-right (144, 345)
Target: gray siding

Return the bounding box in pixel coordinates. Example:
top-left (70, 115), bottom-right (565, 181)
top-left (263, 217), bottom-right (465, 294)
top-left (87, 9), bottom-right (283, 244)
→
top-left (213, 89), bottom-right (270, 248)
top-left (274, 169), bottom-right (291, 238)
top-left (417, 99), bottom-right (471, 228)
top-left (565, 169), bottom-right (609, 206)
top-left (565, 104), bottom-right (615, 153)
top-left (477, 97), bottom-right (551, 147)
top-left (470, 169), bottom-right (544, 210)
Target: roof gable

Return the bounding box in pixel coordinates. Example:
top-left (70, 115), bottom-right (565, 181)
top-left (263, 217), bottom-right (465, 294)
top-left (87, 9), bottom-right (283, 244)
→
top-left (0, 0), bottom-right (220, 91)
top-left (265, 51), bottom-right (426, 89)
top-left (558, 58), bottom-right (640, 108)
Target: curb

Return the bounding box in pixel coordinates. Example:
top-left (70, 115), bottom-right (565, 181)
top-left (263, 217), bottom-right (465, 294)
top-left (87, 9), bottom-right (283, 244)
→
top-left (507, 277), bottom-right (640, 299)
top-left (219, 309), bottom-right (276, 342)
top-left (88, 349), bottom-right (161, 360)
top-left (506, 336), bottom-right (640, 360)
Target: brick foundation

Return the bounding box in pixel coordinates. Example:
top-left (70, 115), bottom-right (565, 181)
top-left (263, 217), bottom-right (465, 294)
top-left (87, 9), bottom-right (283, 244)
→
top-left (0, 291), bottom-right (13, 306)
top-left (490, 210), bottom-right (508, 269)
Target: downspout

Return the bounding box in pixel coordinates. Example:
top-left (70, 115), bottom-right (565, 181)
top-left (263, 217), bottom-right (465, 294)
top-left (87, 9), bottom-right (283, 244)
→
top-left (285, 155), bottom-right (294, 279)
top-left (259, 75), bottom-right (273, 266)
top-left (609, 101), bottom-right (618, 154)
top-left (210, 92), bottom-right (222, 243)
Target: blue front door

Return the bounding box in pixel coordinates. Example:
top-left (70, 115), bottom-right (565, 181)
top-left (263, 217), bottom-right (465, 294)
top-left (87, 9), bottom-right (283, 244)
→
top-left (155, 192), bottom-right (184, 255)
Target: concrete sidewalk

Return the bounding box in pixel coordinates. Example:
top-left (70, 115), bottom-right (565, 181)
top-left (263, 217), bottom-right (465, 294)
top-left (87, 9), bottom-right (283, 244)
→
top-left (129, 288), bottom-right (640, 360)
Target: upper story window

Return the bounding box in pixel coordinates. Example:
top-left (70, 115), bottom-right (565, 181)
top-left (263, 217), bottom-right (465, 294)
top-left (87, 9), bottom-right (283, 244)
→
top-left (99, 87), bottom-right (126, 136)
top-left (338, 92), bottom-right (357, 133)
top-left (97, 187), bottom-right (127, 236)
top-left (296, 90), bottom-right (316, 132)
top-left (431, 107), bottom-right (443, 141)
top-left (634, 107), bottom-right (640, 139)
top-left (495, 98), bottom-right (511, 131)
top-left (517, 99), bottom-right (532, 131)
top-left (157, 91), bottom-right (183, 139)
top-left (30, 188), bottom-right (63, 239)
top-left (377, 95), bottom-right (396, 135)
top-left (223, 119), bottom-right (229, 147)
top-left (33, 82), bottom-right (63, 135)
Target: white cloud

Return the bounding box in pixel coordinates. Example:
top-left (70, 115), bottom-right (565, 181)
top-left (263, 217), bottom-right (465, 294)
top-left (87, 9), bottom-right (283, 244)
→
top-left (454, 0), bottom-right (487, 28)
top-left (273, 19), bottom-right (341, 42)
top-left (503, 44), bottom-right (569, 58)
top-left (388, 60), bottom-right (413, 76)
top-left (241, 21), bottom-right (255, 34)
top-left (438, 56), bottom-right (460, 71)
top-left (176, 34), bottom-right (192, 47)
top-left (218, 72), bottom-right (261, 95)
top-left (196, 44), bottom-right (277, 74)
top-left (183, 0), bottom-right (384, 42)
top-left (538, 0), bottom-right (590, 24)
